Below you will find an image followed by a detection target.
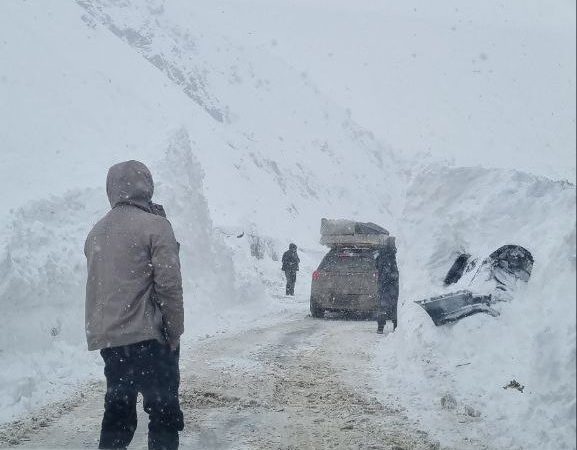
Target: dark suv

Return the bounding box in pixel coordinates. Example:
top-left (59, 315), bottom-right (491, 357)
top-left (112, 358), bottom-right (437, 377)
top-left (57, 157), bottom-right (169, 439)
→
top-left (310, 247), bottom-right (379, 318)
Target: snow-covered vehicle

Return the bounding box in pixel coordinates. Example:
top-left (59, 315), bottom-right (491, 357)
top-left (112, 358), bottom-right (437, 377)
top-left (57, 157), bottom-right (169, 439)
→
top-left (416, 245), bottom-right (534, 325)
top-left (310, 219), bottom-right (393, 318)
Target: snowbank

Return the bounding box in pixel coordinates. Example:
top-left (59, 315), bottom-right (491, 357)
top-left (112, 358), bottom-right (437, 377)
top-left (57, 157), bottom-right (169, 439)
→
top-left (375, 165), bottom-right (576, 449)
top-left (0, 132), bottom-right (270, 423)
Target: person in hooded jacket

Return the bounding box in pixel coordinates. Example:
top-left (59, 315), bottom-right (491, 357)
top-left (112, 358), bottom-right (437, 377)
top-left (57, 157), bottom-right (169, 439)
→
top-left (84, 160), bottom-right (184, 450)
top-left (376, 237), bottom-right (399, 334)
top-left (281, 243), bottom-right (300, 296)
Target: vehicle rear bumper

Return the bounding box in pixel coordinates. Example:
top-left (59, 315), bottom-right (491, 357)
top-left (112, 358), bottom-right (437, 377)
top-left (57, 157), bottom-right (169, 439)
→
top-left (311, 293), bottom-right (378, 312)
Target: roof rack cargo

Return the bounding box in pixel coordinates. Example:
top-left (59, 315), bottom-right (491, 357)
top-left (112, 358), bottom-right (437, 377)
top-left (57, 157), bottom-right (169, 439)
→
top-left (319, 218), bottom-right (393, 248)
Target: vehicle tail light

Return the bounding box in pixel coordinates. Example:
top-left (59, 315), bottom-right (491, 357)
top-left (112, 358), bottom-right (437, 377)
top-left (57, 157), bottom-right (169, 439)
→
top-left (312, 271), bottom-right (321, 281)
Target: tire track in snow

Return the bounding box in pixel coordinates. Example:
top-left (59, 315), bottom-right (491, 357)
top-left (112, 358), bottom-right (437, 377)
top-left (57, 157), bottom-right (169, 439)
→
top-left (2, 315), bottom-right (445, 449)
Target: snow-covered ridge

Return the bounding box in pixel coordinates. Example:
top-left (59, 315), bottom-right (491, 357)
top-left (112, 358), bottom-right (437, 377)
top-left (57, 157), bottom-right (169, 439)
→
top-left (77, 0), bottom-right (229, 123)
top-left (0, 1), bottom-right (574, 448)
top-left (74, 0), bottom-right (408, 242)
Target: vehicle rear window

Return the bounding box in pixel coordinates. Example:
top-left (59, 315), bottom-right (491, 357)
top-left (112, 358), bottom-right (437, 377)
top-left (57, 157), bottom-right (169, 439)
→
top-left (319, 248), bottom-right (377, 272)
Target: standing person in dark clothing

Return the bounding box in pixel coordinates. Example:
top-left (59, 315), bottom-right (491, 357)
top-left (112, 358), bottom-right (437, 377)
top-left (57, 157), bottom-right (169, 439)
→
top-left (376, 237), bottom-right (399, 334)
top-left (85, 160), bottom-right (184, 450)
top-left (282, 243), bottom-right (300, 296)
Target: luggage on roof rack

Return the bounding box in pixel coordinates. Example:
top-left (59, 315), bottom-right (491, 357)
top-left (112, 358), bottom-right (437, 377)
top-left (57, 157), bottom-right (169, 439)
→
top-left (319, 218), bottom-right (392, 248)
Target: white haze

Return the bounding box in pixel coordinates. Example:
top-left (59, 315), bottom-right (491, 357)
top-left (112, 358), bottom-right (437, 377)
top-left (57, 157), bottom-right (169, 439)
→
top-left (0, 1), bottom-right (574, 448)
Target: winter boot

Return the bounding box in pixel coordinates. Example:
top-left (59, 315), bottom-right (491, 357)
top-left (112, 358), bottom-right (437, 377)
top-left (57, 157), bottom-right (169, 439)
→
top-left (376, 312), bottom-right (386, 334)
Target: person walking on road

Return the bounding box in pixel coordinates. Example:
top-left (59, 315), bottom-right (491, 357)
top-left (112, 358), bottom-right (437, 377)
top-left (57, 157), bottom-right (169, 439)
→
top-left (282, 243), bottom-right (300, 296)
top-left (376, 237), bottom-right (399, 334)
top-left (84, 160), bottom-right (184, 450)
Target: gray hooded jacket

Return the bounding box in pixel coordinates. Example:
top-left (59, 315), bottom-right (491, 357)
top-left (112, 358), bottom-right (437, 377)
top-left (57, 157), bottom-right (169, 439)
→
top-left (84, 161), bottom-right (184, 351)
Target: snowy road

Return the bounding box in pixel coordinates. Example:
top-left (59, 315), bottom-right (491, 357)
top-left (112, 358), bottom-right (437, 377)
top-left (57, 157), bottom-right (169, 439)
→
top-left (0, 302), bottom-right (444, 450)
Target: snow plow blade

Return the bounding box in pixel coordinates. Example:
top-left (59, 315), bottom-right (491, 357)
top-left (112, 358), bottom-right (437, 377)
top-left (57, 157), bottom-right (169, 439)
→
top-left (415, 290), bottom-right (499, 326)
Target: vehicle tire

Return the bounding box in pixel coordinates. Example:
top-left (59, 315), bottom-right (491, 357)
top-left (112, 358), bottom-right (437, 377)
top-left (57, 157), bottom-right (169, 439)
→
top-left (310, 300), bottom-right (325, 318)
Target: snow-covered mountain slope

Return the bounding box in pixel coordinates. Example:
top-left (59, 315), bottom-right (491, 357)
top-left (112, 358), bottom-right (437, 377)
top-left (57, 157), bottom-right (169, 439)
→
top-left (0, 1), bottom-right (200, 213)
top-left (196, 0), bottom-right (577, 182)
top-left (0, 1), bottom-right (574, 448)
top-left (75, 0), bottom-right (407, 243)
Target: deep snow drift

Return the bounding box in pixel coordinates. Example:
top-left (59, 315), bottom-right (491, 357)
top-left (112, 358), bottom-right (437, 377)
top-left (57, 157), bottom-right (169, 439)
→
top-left (0, 1), bottom-right (575, 449)
top-left (377, 166), bottom-right (576, 449)
top-left (0, 130), bottom-right (273, 422)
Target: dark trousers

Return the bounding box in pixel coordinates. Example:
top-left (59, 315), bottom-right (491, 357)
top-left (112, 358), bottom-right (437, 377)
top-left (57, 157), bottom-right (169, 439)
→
top-left (377, 312), bottom-right (397, 332)
top-left (99, 340), bottom-right (184, 450)
top-left (285, 270), bottom-right (297, 295)
top-left (377, 291), bottom-right (398, 331)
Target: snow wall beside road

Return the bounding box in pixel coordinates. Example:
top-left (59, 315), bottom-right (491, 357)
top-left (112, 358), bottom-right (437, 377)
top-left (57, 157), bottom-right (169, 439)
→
top-left (376, 165), bottom-right (576, 449)
top-left (0, 133), bottom-right (268, 423)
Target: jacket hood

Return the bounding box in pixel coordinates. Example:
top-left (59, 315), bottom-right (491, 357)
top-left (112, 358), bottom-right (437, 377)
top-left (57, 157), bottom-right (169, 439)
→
top-left (106, 160), bottom-right (154, 210)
